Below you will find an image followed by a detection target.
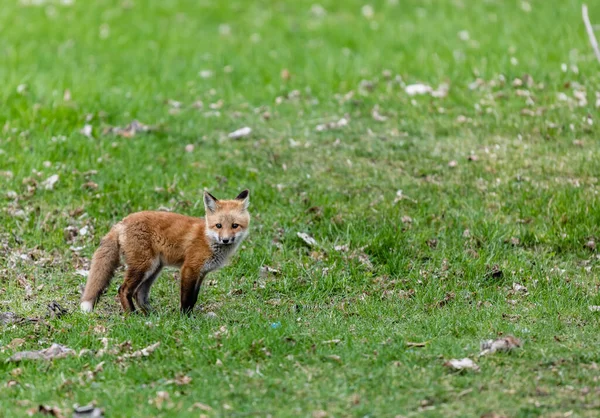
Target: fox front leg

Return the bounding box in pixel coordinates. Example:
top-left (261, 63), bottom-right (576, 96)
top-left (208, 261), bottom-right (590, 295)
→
top-left (180, 264), bottom-right (205, 315)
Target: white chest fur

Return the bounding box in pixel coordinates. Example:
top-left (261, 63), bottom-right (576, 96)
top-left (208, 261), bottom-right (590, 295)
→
top-left (201, 243), bottom-right (240, 274)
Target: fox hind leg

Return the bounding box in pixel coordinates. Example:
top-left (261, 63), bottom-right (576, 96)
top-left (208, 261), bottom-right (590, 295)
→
top-left (134, 263), bottom-right (163, 314)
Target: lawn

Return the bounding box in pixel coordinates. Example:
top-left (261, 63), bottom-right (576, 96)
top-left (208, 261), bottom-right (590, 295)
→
top-left (1, 0), bottom-right (600, 416)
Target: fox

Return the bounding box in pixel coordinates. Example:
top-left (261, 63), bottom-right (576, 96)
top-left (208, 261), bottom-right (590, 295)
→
top-left (80, 190), bottom-right (250, 314)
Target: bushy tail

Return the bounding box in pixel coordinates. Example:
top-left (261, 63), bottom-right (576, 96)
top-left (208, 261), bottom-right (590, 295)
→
top-left (80, 228), bottom-right (121, 312)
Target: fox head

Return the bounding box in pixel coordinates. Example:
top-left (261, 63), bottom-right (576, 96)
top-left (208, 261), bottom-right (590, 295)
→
top-left (203, 190), bottom-right (250, 246)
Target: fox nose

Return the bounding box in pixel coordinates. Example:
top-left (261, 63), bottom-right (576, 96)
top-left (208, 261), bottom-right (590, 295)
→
top-left (222, 238), bottom-right (230, 244)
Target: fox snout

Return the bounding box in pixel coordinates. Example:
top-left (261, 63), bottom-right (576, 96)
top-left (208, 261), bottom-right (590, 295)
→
top-left (220, 236), bottom-right (235, 245)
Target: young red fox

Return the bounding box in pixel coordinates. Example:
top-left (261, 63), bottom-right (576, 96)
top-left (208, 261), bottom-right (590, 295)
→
top-left (80, 190), bottom-right (250, 314)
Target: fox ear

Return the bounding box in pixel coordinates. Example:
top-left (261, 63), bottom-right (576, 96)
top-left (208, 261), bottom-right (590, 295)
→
top-left (236, 189), bottom-right (250, 210)
top-left (204, 191), bottom-right (218, 213)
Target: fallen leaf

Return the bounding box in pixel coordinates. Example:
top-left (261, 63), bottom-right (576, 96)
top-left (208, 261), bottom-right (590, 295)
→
top-left (73, 404), bottom-right (104, 418)
top-left (151, 391), bottom-right (172, 410)
top-left (80, 125), bottom-right (93, 138)
top-left (297, 232), bottom-right (318, 247)
top-left (405, 84), bottom-right (432, 96)
top-left (437, 292), bottom-right (455, 307)
top-left (443, 358), bottom-right (480, 372)
top-left (431, 83), bottom-right (449, 98)
top-left (485, 265), bottom-right (503, 279)
top-left (322, 339), bottom-right (341, 345)
top-left (82, 181), bottom-right (98, 190)
top-left (7, 338), bottom-right (26, 349)
top-left (47, 301), bottom-right (68, 318)
top-left (371, 105), bottom-right (387, 121)
top-left (42, 174), bottom-right (59, 190)
top-left (406, 341), bottom-right (427, 348)
top-left (480, 335), bottom-right (522, 356)
top-left (120, 342), bottom-right (160, 359)
top-left (190, 403), bottom-right (213, 412)
top-left (588, 305), bottom-right (600, 312)
top-left (228, 126), bottom-right (252, 139)
top-left (260, 265), bottom-right (280, 277)
top-left (174, 374), bottom-right (192, 385)
top-left (8, 343), bottom-right (75, 362)
top-left (104, 120), bottom-right (154, 138)
top-left (511, 282), bottom-right (528, 294)
top-left (315, 117), bottom-right (348, 132)
top-left (29, 405), bottom-right (65, 418)
top-left (325, 354), bottom-right (342, 363)
top-left (480, 413), bottom-right (508, 418)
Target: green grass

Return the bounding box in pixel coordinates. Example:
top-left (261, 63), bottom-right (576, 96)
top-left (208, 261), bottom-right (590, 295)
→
top-left (1, 0), bottom-right (600, 416)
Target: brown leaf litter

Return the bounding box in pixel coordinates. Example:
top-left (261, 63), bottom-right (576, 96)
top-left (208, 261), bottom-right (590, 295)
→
top-left (27, 405), bottom-right (65, 418)
top-left (103, 120), bottom-right (155, 138)
top-left (479, 335), bottom-right (522, 356)
top-left (8, 343), bottom-right (75, 362)
top-left (315, 117), bottom-right (348, 132)
top-left (73, 403), bottom-right (104, 418)
top-left (443, 358), bottom-right (480, 372)
top-left (297, 232), bottom-right (318, 247)
top-left (228, 126), bottom-right (252, 139)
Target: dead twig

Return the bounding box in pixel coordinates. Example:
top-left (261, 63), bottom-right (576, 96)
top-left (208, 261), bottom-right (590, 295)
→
top-left (582, 4), bottom-right (600, 64)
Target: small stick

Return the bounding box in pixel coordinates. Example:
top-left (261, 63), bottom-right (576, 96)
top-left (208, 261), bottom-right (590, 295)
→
top-left (582, 4), bottom-right (600, 64)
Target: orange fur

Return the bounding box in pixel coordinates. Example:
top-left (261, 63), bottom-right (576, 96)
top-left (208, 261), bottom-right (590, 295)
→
top-left (80, 190), bottom-right (250, 314)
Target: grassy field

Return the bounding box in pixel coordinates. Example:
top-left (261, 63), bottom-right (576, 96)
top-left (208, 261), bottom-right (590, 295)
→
top-left (1, 0), bottom-right (600, 416)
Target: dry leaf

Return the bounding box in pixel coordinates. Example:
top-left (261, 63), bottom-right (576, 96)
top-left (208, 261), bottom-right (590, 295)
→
top-left (174, 374), bottom-right (192, 385)
top-left (443, 358), bottom-right (480, 371)
top-left (30, 405), bottom-right (65, 418)
top-left (7, 338), bottom-right (26, 350)
top-left (406, 341), bottom-right (427, 348)
top-left (589, 305), bottom-right (600, 312)
top-left (104, 120), bottom-right (154, 138)
top-left (80, 125), bottom-right (93, 138)
top-left (73, 404), bottom-right (104, 418)
top-left (8, 343), bottom-right (75, 362)
top-left (42, 174), bottom-right (59, 190)
top-left (371, 105), bottom-right (387, 121)
top-left (315, 117), bottom-right (348, 132)
top-left (511, 283), bottom-right (528, 294)
top-left (297, 232), bottom-right (318, 247)
top-left (228, 126), bottom-right (252, 139)
top-left (47, 301), bottom-right (67, 318)
top-left (405, 84), bottom-right (432, 96)
top-left (480, 335), bottom-right (522, 356)
top-left (121, 342), bottom-right (160, 359)
top-left (190, 403), bottom-right (213, 412)
top-left (260, 265), bottom-right (280, 276)
top-left (325, 354), bottom-right (342, 363)
top-left (151, 391), bottom-right (172, 410)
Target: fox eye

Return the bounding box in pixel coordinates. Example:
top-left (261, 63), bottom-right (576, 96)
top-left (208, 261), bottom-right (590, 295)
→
top-left (232, 223), bottom-right (239, 229)
top-left (216, 223), bottom-right (222, 229)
